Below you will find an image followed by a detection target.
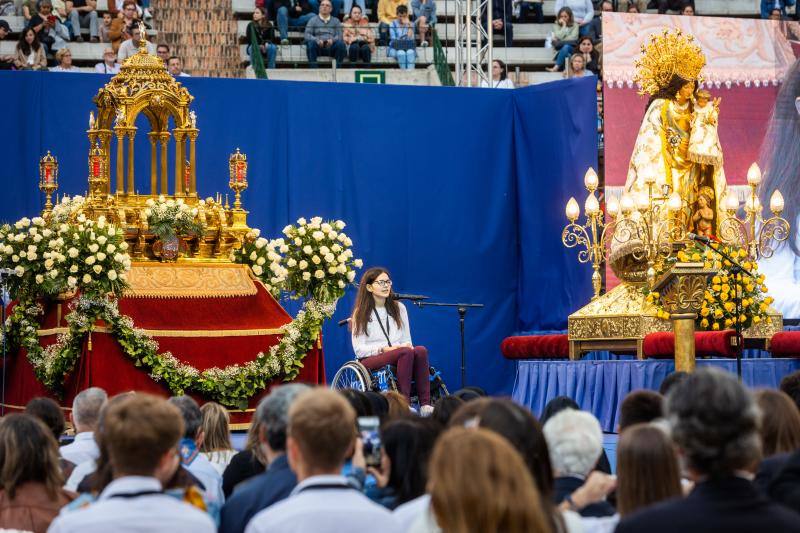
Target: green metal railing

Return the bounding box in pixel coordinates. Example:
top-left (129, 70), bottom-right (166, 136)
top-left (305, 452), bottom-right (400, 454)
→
top-left (432, 28), bottom-right (454, 86)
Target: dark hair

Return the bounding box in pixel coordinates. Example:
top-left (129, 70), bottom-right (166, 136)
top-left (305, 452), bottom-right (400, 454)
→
top-left (448, 397), bottom-right (493, 427)
top-left (666, 368), bottom-right (761, 477)
top-left (556, 6), bottom-right (574, 25)
top-left (431, 396), bottom-right (465, 426)
top-left (0, 414), bottom-right (64, 499)
top-left (349, 3), bottom-right (362, 15)
top-left (339, 389), bottom-right (374, 418)
top-left (350, 267), bottom-right (403, 336)
top-left (646, 74), bottom-right (697, 111)
top-left (167, 55), bottom-right (180, 63)
top-left (168, 395), bottom-right (202, 440)
top-left (540, 396), bottom-right (579, 425)
top-left (24, 397), bottom-right (65, 442)
top-left (754, 389), bottom-right (800, 457)
top-left (760, 60), bottom-right (800, 255)
top-left (616, 424), bottom-right (682, 516)
top-left (382, 418), bottom-right (440, 505)
top-left (619, 390), bottom-right (664, 432)
top-left (578, 36), bottom-right (593, 48)
top-left (157, 43), bottom-right (169, 52)
top-left (254, 6), bottom-right (269, 24)
top-left (17, 27), bottom-right (40, 56)
top-left (452, 386), bottom-right (487, 403)
top-left (396, 4), bottom-right (408, 15)
top-left (493, 59), bottom-right (507, 81)
top-left (364, 391), bottom-right (389, 421)
top-left (660, 371), bottom-right (690, 395)
top-left (780, 369), bottom-right (800, 411)
top-left (681, 1), bottom-right (695, 13)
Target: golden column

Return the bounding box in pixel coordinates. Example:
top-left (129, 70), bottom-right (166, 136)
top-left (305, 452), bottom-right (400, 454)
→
top-left (115, 128), bottom-right (125, 194)
top-left (148, 132), bottom-right (158, 195)
top-left (126, 127), bottom-right (137, 194)
top-left (97, 131), bottom-right (113, 194)
top-left (174, 130), bottom-right (186, 196)
top-left (187, 129), bottom-right (198, 196)
top-left (159, 132), bottom-right (170, 195)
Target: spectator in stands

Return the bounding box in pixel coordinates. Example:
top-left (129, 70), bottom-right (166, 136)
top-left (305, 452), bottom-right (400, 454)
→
top-left (199, 402), bottom-right (237, 476)
top-left (0, 20), bottom-right (13, 69)
top-left (343, 4), bottom-right (374, 65)
top-left (555, 0), bottom-right (593, 37)
top-left (545, 6), bottom-right (578, 73)
top-left (378, 0), bottom-right (405, 45)
top-left (681, 1), bottom-right (694, 14)
top-left (24, 397), bottom-right (65, 442)
top-left (276, 0), bottom-right (314, 44)
top-left (517, 0), bottom-right (544, 23)
top-left (29, 0), bottom-right (71, 54)
top-left (222, 413), bottom-right (267, 498)
top-left (66, 0), bottom-right (98, 42)
top-left (755, 389), bottom-right (800, 457)
top-left (60, 388), bottom-right (106, 467)
top-left (245, 389), bottom-right (400, 533)
top-left (769, 7), bottom-right (784, 19)
top-left (567, 52), bottom-right (592, 78)
top-left (117, 23), bottom-right (155, 61)
top-left (14, 28), bottom-right (47, 70)
top-left (95, 47), bottom-right (121, 72)
top-left (246, 6), bottom-right (277, 69)
top-left (481, 58), bottom-right (515, 88)
top-left (49, 394), bottom-right (216, 533)
top-left (0, 414), bottom-right (75, 533)
top-left (411, 0), bottom-right (435, 46)
top-left (619, 0), bottom-right (646, 10)
top-left (626, 4), bottom-right (639, 11)
top-left (167, 56), bottom-right (189, 77)
top-left (21, 0), bottom-right (38, 23)
top-left (656, 0), bottom-right (689, 13)
top-left (156, 42), bottom-right (169, 63)
top-left (98, 11), bottom-right (111, 41)
top-left (618, 390), bottom-right (663, 433)
top-left (168, 396), bottom-right (224, 523)
top-left (304, 0), bottom-right (346, 68)
top-left (577, 35), bottom-right (599, 76)
top-left (428, 427), bottom-right (550, 532)
top-left (584, 424), bottom-right (683, 532)
top-left (389, 4), bottom-right (416, 69)
top-left (486, 0), bottom-right (513, 46)
top-left (617, 368), bottom-right (800, 533)
top-left (109, 1), bottom-right (137, 53)
top-left (543, 408), bottom-right (614, 517)
top-left (219, 385), bottom-right (308, 533)
top-left (762, 0), bottom-right (794, 18)
top-left (430, 395), bottom-right (463, 426)
top-left (659, 370), bottom-right (689, 396)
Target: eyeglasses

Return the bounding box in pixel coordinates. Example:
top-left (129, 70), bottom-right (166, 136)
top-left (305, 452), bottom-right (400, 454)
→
top-left (372, 279), bottom-right (392, 288)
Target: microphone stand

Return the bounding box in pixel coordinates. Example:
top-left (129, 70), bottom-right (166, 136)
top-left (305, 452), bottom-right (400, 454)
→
top-left (691, 239), bottom-right (755, 380)
top-left (413, 301), bottom-right (484, 389)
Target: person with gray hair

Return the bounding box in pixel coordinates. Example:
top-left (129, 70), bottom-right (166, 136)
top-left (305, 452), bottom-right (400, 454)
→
top-left (218, 384), bottom-right (310, 533)
top-left (60, 387), bottom-right (107, 467)
top-left (168, 395), bottom-right (224, 523)
top-left (543, 408), bottom-right (615, 518)
top-left (617, 368), bottom-right (800, 533)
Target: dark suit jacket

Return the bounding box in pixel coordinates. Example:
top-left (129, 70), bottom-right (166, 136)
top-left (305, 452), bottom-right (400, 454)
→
top-left (219, 454), bottom-right (297, 533)
top-left (770, 450), bottom-right (800, 514)
top-left (754, 453), bottom-right (791, 495)
top-left (554, 476), bottom-right (616, 518)
top-left (616, 476), bottom-right (800, 533)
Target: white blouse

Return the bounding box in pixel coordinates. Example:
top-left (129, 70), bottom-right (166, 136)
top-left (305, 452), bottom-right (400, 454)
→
top-left (351, 303), bottom-right (412, 359)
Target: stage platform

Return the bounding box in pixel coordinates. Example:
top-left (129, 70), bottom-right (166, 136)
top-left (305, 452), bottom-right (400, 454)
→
top-left (511, 357), bottom-right (800, 432)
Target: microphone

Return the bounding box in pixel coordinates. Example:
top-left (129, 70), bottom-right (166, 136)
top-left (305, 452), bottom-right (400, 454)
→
top-left (390, 293), bottom-right (430, 302)
top-left (686, 232), bottom-right (711, 244)
top-left (337, 318), bottom-right (351, 327)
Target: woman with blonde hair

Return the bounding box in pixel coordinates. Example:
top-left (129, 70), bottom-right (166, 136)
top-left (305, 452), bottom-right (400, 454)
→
top-left (0, 414), bottom-right (75, 532)
top-left (384, 390), bottom-right (411, 420)
top-left (200, 402), bottom-right (236, 476)
top-left (427, 427), bottom-right (552, 533)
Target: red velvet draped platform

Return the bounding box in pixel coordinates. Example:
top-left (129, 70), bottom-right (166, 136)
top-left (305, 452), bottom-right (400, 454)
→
top-left (3, 280), bottom-right (325, 426)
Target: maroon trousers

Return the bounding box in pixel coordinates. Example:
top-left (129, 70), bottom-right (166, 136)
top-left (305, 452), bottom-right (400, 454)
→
top-left (361, 346), bottom-right (431, 406)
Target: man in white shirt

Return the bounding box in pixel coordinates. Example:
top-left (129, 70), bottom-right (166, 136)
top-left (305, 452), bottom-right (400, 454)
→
top-left (48, 393), bottom-right (215, 533)
top-left (117, 24), bottom-right (156, 62)
top-left (60, 387), bottom-right (106, 466)
top-left (167, 55), bottom-right (190, 77)
top-left (94, 47), bottom-right (120, 73)
top-left (245, 389), bottom-right (401, 533)
top-left (168, 395), bottom-right (224, 521)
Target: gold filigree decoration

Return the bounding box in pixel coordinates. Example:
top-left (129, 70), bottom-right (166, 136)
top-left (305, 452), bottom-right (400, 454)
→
top-left (660, 274), bottom-right (707, 315)
top-left (634, 29), bottom-right (706, 96)
top-left (125, 263), bottom-right (257, 298)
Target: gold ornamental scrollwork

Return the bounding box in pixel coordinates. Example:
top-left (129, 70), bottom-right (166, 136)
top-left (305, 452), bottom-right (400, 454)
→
top-left (660, 274), bottom-right (707, 315)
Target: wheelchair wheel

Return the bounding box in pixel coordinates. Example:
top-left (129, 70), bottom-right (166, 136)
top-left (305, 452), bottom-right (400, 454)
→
top-left (331, 361), bottom-right (373, 392)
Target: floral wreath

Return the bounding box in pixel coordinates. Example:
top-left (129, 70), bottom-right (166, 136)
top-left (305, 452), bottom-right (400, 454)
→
top-left (1, 201), bottom-right (361, 409)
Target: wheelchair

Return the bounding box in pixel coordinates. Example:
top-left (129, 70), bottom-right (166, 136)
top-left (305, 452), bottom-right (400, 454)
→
top-left (331, 359), bottom-right (449, 405)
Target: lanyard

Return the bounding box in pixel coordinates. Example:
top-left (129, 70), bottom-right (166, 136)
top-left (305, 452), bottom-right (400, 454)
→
top-left (108, 490), bottom-right (164, 499)
top-left (372, 307), bottom-right (392, 347)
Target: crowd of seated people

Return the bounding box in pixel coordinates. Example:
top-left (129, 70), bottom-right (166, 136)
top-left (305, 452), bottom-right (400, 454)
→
top-left (0, 366), bottom-right (795, 532)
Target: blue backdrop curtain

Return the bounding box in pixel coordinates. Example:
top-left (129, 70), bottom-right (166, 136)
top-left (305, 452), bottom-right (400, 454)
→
top-left (0, 71), bottom-right (597, 395)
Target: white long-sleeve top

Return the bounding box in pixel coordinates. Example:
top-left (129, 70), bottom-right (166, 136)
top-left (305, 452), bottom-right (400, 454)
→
top-left (351, 303), bottom-right (412, 359)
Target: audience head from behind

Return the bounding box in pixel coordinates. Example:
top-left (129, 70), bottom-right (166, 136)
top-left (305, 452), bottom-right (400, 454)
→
top-left (429, 427), bottom-right (551, 533)
top-left (383, 391), bottom-right (411, 420)
top-left (659, 371), bottom-right (689, 396)
top-left (540, 395), bottom-right (579, 425)
top-left (754, 389), bottom-right (800, 457)
top-left (169, 395), bottom-right (204, 444)
top-left (340, 389), bottom-right (374, 418)
top-left (0, 414), bottom-right (65, 499)
top-left (199, 402), bottom-right (233, 454)
top-left (666, 367), bottom-right (761, 479)
top-left (378, 418), bottom-right (439, 506)
top-left (24, 397), bottom-right (66, 442)
top-left (72, 387), bottom-right (108, 434)
top-left (619, 390), bottom-right (664, 433)
top-left (257, 384), bottom-right (310, 458)
top-left (451, 385), bottom-right (487, 403)
top-left (287, 388), bottom-right (357, 480)
top-left (431, 395), bottom-right (464, 426)
top-left (779, 369), bottom-right (800, 411)
top-left (363, 391), bottom-right (389, 420)
top-left (543, 408), bottom-right (603, 479)
top-left (616, 424), bottom-right (682, 516)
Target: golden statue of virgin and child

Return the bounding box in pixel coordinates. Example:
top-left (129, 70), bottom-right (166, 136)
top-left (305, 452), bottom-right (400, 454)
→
top-left (625, 29), bottom-right (726, 238)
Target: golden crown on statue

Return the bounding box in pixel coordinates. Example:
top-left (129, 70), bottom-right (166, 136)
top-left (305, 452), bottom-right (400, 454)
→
top-left (634, 29), bottom-right (706, 96)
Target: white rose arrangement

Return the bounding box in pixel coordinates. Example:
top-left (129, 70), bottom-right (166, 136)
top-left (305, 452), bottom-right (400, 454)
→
top-left (145, 195), bottom-right (204, 241)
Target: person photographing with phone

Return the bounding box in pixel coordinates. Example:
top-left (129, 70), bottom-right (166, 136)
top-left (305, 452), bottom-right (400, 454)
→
top-left (350, 267), bottom-right (432, 415)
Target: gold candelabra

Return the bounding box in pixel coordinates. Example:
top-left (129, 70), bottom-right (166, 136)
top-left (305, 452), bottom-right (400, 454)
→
top-left (562, 169), bottom-right (614, 300)
top-left (39, 151), bottom-right (59, 214)
top-left (719, 163), bottom-right (789, 260)
top-left (228, 148), bottom-right (249, 228)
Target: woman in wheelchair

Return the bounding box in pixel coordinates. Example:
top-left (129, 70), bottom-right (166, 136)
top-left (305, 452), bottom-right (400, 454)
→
top-left (350, 267), bottom-right (432, 413)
